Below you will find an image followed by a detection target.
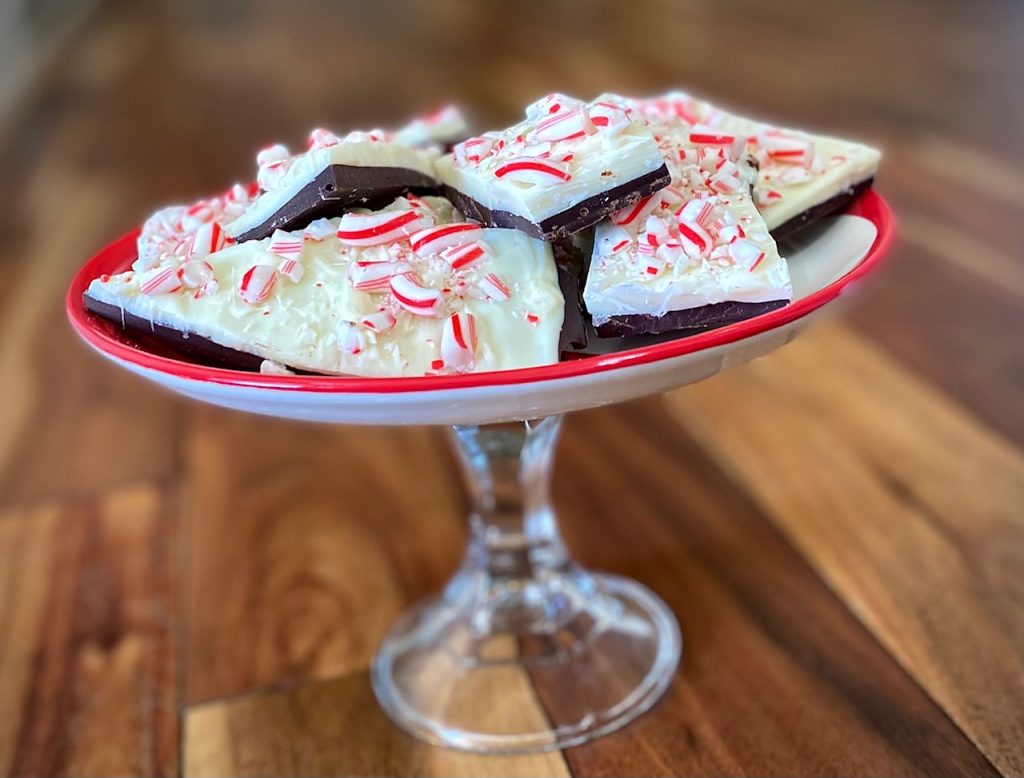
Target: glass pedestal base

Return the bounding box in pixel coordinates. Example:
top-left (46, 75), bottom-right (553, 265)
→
top-left (371, 564), bottom-right (681, 753)
top-left (371, 417), bottom-right (681, 753)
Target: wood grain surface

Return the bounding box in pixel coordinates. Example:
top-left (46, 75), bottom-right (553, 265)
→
top-left (1, 0), bottom-right (1022, 775)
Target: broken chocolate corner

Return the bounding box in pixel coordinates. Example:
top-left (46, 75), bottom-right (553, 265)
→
top-left (233, 164), bottom-right (438, 242)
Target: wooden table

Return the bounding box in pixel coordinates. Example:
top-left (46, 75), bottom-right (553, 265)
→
top-left (1, 0), bottom-right (1022, 775)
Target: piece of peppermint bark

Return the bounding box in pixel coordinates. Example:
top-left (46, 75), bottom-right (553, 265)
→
top-left (629, 91), bottom-right (881, 237)
top-left (583, 105), bottom-right (793, 338)
top-left (224, 128), bottom-right (440, 243)
top-left (435, 93), bottom-right (670, 241)
top-left (85, 196), bottom-right (568, 376)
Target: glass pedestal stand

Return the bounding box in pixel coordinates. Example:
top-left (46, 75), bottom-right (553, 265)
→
top-left (371, 416), bottom-right (682, 753)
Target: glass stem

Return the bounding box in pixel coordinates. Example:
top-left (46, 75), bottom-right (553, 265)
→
top-left (449, 416), bottom-right (571, 589)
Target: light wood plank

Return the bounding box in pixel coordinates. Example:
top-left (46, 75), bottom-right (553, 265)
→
top-left (0, 484), bottom-right (179, 776)
top-left (899, 211), bottom-right (1024, 298)
top-left (183, 409), bottom-right (466, 703)
top-left (183, 669), bottom-right (570, 777)
top-left (664, 323), bottom-right (1024, 776)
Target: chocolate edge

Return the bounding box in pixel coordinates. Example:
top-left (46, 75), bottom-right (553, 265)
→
top-left (444, 163), bottom-right (672, 240)
top-left (84, 293), bottom-right (292, 373)
top-left (555, 263), bottom-right (587, 351)
top-left (594, 299), bottom-right (789, 338)
top-left (769, 177), bottom-right (875, 240)
top-left (236, 164), bottom-right (439, 242)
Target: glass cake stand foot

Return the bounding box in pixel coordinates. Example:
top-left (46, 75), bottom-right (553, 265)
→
top-left (371, 416), bottom-right (682, 754)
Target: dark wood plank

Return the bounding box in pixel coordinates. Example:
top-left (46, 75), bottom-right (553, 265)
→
top-left (0, 0), bottom-right (1022, 774)
top-left (0, 485), bottom-right (179, 777)
top-left (549, 400), bottom-right (1000, 778)
top-left (665, 323), bottom-right (1024, 776)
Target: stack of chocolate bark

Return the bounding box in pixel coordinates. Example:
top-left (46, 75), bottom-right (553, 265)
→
top-left (84, 92), bottom-right (879, 377)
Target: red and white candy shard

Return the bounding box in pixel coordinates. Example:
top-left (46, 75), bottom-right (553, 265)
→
top-left (177, 259), bottom-right (214, 289)
top-left (188, 221), bottom-right (226, 259)
top-left (729, 238), bottom-right (766, 270)
top-left (390, 272), bottom-right (444, 316)
top-left (239, 265), bottom-right (276, 304)
top-left (308, 128), bottom-right (342, 150)
top-left (303, 218), bottom-right (336, 241)
top-left (611, 194), bottom-right (656, 227)
top-left (677, 198), bottom-right (714, 227)
top-left (256, 144), bottom-right (290, 168)
top-left (349, 261), bottom-right (412, 292)
top-left (277, 258), bottom-right (304, 284)
top-left (759, 133), bottom-right (815, 167)
top-left (525, 93), bottom-right (584, 120)
top-left (493, 157), bottom-right (571, 183)
top-left (268, 229), bottom-right (304, 260)
top-left (588, 100), bottom-right (632, 131)
top-left (359, 309), bottom-right (397, 333)
top-left (708, 161), bottom-right (743, 193)
top-left (256, 144), bottom-right (291, 191)
top-left (409, 222), bottom-right (483, 256)
top-left (677, 220), bottom-right (713, 257)
top-left (718, 223), bottom-right (745, 244)
top-left (339, 323), bottom-right (364, 355)
top-left (440, 312), bottom-right (477, 371)
top-left (532, 106), bottom-right (597, 143)
top-left (439, 241), bottom-right (487, 270)
top-left (337, 209), bottom-right (426, 246)
top-left (139, 266), bottom-right (183, 296)
top-left (688, 124), bottom-right (745, 160)
top-left (479, 272), bottom-right (512, 301)
top-left (454, 135), bottom-right (496, 166)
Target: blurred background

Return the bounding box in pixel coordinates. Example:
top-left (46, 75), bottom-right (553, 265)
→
top-left (1, 1), bottom-right (1022, 776)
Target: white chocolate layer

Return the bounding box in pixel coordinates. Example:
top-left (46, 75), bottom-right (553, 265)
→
top-left (435, 94), bottom-right (666, 225)
top-left (89, 197), bottom-right (564, 376)
top-left (584, 110), bottom-right (792, 323)
top-left (628, 91), bottom-right (881, 231)
top-left (225, 134), bottom-right (439, 239)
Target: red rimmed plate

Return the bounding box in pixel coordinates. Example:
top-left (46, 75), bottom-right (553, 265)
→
top-left (67, 190), bottom-right (894, 425)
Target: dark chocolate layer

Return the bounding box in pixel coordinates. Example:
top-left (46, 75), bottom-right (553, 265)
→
top-left (555, 263), bottom-right (587, 351)
top-left (235, 164), bottom-right (439, 242)
top-left (769, 177), bottom-right (874, 240)
top-left (444, 163), bottom-right (671, 241)
top-left (595, 299), bottom-right (789, 338)
top-left (84, 294), bottom-right (287, 372)
top-left (85, 291), bottom-right (586, 373)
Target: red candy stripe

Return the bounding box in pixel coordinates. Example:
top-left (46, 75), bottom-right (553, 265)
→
top-left (611, 195), bottom-right (654, 227)
top-left (239, 265), bottom-right (276, 304)
top-left (410, 223), bottom-right (483, 256)
top-left (139, 266), bottom-right (183, 296)
top-left (440, 241), bottom-right (487, 270)
top-left (479, 272), bottom-right (511, 301)
top-left (441, 312), bottom-right (477, 371)
top-left (390, 272), bottom-right (443, 316)
top-left (677, 221), bottom-right (712, 256)
top-left (268, 229), bottom-right (304, 260)
top-left (532, 107), bottom-right (598, 143)
top-left (337, 210), bottom-right (423, 246)
top-left (350, 261), bottom-right (411, 292)
top-left (359, 309), bottom-right (397, 333)
top-left (188, 221), bottom-right (226, 259)
top-left (494, 158), bottom-right (571, 183)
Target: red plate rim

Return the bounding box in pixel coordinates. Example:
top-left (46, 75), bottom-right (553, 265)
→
top-left (67, 189), bottom-right (895, 394)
